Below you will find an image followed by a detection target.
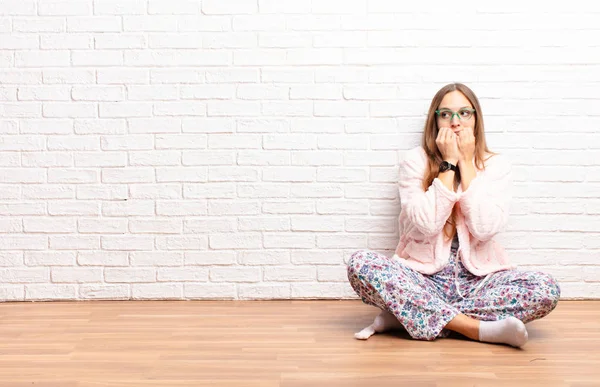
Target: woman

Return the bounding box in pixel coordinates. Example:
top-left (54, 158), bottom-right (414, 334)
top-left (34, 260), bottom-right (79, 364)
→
top-left (347, 83), bottom-right (560, 347)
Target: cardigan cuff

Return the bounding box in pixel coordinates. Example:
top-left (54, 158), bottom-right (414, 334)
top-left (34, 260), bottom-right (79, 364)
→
top-left (432, 178), bottom-right (460, 203)
top-left (458, 174), bottom-right (484, 212)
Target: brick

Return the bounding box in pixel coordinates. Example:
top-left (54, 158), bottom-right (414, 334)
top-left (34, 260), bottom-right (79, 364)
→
top-left (259, 33), bottom-right (311, 48)
top-left (130, 184), bottom-right (181, 199)
top-left (156, 201), bottom-right (207, 216)
top-left (154, 102), bottom-right (206, 116)
top-left (238, 250), bottom-right (290, 265)
top-left (317, 266), bottom-right (348, 282)
top-left (0, 1), bottom-right (36, 15)
top-left (157, 267), bottom-right (208, 282)
top-left (78, 251), bottom-right (128, 266)
top-left (98, 69), bottom-right (149, 84)
top-left (264, 266), bottom-right (316, 282)
top-left (14, 18), bottom-right (65, 32)
top-left (185, 251), bottom-right (236, 266)
top-left (0, 268), bottom-right (48, 283)
top-left (209, 200), bottom-right (260, 216)
top-left (72, 86), bottom-right (124, 101)
top-left (210, 233), bottom-right (262, 250)
top-left (182, 118), bottom-right (234, 134)
top-left (237, 183), bottom-right (289, 198)
top-left (233, 15), bottom-right (285, 31)
top-left (76, 185), bottom-right (127, 200)
top-left (155, 235), bottom-right (208, 250)
top-left (291, 216), bottom-right (344, 232)
top-left (50, 236), bottom-right (99, 250)
top-left (129, 150), bottom-right (180, 166)
top-left (94, 0), bottom-right (147, 15)
top-left (129, 219), bottom-right (182, 234)
top-left (100, 102), bottom-right (152, 118)
top-left (74, 152), bottom-right (126, 167)
top-left (185, 283), bottom-right (236, 299)
top-left (25, 252), bottom-right (75, 266)
top-left (67, 17), bottom-right (121, 32)
top-left (51, 267), bottom-right (102, 283)
top-left (238, 284), bottom-right (291, 300)
top-left (0, 286), bottom-right (25, 301)
top-left (292, 151), bottom-right (342, 166)
top-left (0, 103), bottom-right (41, 118)
top-left (238, 216), bottom-right (290, 231)
top-left (149, 0), bottom-right (201, 14)
top-left (263, 201), bottom-right (314, 214)
top-left (41, 34), bottom-right (92, 49)
top-left (263, 233), bottom-right (315, 248)
top-left (105, 267), bottom-right (155, 283)
top-left (262, 167), bottom-right (315, 182)
top-left (101, 201), bottom-right (155, 216)
top-left (157, 167), bottom-right (207, 183)
top-left (26, 284), bottom-right (76, 300)
top-left (130, 119), bottom-right (181, 134)
top-left (237, 119), bottom-right (288, 133)
top-left (102, 168), bottom-right (154, 183)
top-left (130, 252), bottom-right (183, 266)
top-left (292, 250), bottom-right (345, 265)
top-left (0, 162), bottom-right (40, 184)
top-left (208, 167), bottom-right (258, 182)
top-left (78, 218), bottom-right (128, 233)
top-left (291, 184), bottom-right (343, 198)
top-left (236, 151), bottom-right (289, 166)
top-left (48, 200), bottom-right (100, 216)
top-left (43, 102), bottom-right (96, 118)
top-left (80, 284), bottom-right (129, 300)
top-left (317, 234), bottom-right (367, 249)
top-left (184, 182), bottom-right (234, 198)
top-left (184, 218), bottom-right (236, 233)
top-left (210, 266), bottom-right (261, 282)
top-left (23, 218), bottom-right (76, 233)
top-left (132, 284), bottom-right (183, 299)
top-left (317, 168), bottom-right (367, 183)
top-left (22, 152), bottom-right (72, 167)
top-left (203, 0), bottom-right (257, 14)
top-left (101, 236), bottom-right (154, 251)
top-left (0, 252), bottom-right (24, 266)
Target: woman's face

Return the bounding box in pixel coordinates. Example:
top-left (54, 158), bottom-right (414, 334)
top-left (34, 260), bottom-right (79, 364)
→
top-left (436, 91), bottom-right (475, 135)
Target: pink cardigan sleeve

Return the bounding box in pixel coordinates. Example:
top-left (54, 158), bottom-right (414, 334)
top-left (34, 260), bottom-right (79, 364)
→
top-left (398, 148), bottom-right (459, 237)
top-left (459, 155), bottom-right (512, 242)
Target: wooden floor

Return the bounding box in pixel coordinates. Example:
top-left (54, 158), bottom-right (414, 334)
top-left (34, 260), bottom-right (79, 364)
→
top-left (0, 300), bottom-right (598, 387)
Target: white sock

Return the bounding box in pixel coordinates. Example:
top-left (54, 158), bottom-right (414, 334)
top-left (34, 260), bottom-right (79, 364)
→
top-left (478, 317), bottom-right (528, 348)
top-left (354, 310), bottom-right (402, 340)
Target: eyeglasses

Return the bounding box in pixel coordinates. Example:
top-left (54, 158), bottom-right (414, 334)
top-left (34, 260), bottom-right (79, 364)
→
top-left (435, 108), bottom-right (476, 121)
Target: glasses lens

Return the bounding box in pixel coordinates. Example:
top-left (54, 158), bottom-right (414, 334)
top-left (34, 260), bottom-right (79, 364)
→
top-left (459, 109), bottom-right (473, 120)
top-left (438, 110), bottom-right (452, 120)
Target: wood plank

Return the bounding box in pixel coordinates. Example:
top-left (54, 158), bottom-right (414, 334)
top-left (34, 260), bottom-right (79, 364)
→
top-left (0, 300), bottom-right (597, 386)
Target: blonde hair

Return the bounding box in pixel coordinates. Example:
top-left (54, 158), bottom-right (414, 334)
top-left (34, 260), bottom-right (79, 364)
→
top-left (421, 83), bottom-right (493, 240)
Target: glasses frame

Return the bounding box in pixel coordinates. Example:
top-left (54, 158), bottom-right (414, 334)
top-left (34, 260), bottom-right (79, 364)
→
top-left (435, 108), bottom-right (476, 121)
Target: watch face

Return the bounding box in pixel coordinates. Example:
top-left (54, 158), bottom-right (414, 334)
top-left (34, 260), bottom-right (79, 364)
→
top-left (440, 161), bottom-right (450, 172)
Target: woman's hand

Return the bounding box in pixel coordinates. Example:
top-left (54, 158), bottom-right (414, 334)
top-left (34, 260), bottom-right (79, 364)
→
top-left (436, 127), bottom-right (460, 164)
top-left (456, 126), bottom-right (475, 165)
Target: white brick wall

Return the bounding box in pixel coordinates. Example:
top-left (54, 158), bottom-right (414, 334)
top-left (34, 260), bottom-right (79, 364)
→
top-left (1, 0), bottom-right (599, 301)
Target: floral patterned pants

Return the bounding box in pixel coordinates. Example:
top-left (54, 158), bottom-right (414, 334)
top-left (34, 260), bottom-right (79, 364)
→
top-left (347, 249), bottom-right (561, 340)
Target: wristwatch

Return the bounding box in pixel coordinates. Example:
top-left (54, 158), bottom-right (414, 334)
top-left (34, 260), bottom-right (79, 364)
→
top-left (439, 161), bottom-right (457, 173)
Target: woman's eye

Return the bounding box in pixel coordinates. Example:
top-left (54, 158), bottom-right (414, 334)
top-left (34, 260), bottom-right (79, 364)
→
top-left (440, 111), bottom-right (451, 118)
top-left (460, 110), bottom-right (471, 117)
